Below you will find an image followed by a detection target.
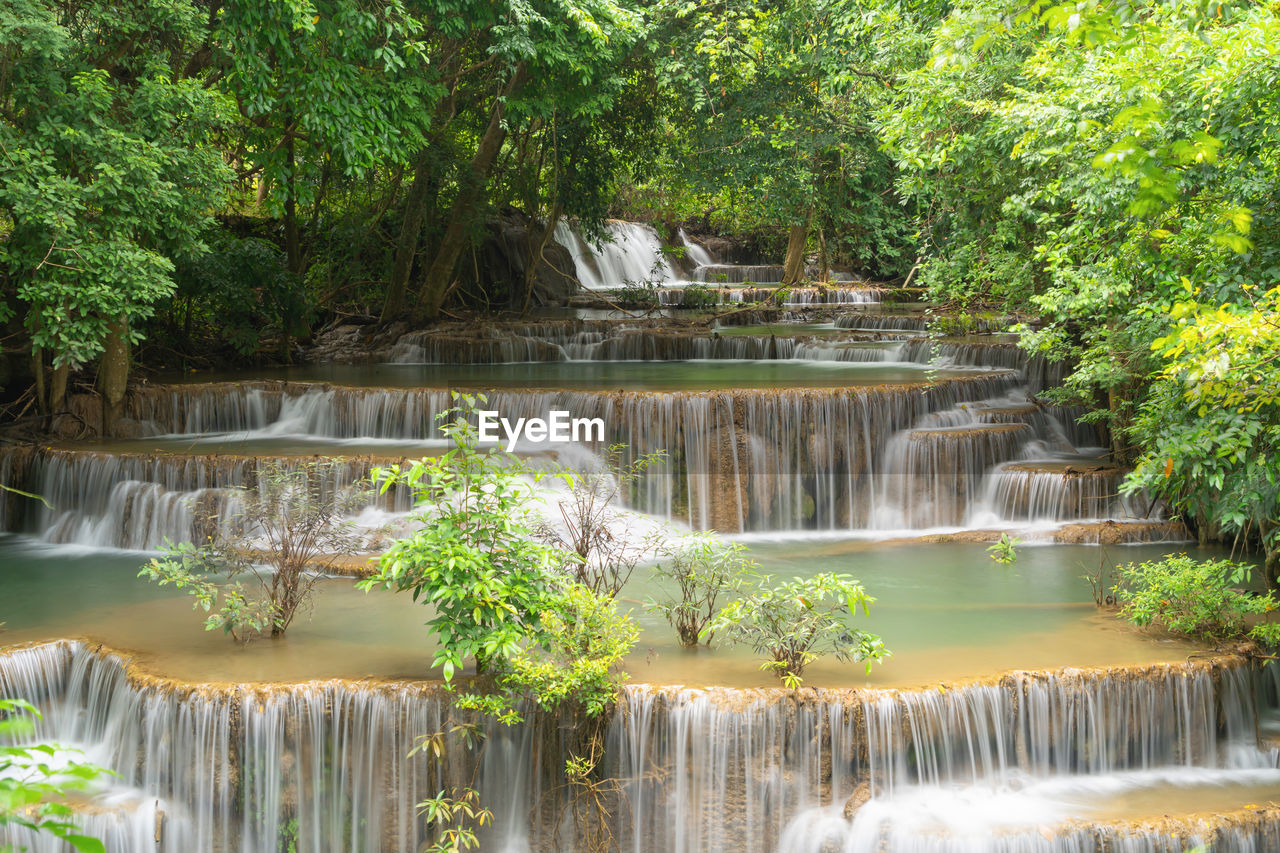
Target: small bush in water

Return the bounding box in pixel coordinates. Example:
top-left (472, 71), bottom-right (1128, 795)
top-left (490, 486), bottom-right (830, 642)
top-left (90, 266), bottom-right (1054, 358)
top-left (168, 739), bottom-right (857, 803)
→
top-left (1113, 554), bottom-right (1278, 644)
top-left (647, 533), bottom-right (754, 647)
top-left (705, 573), bottom-right (889, 687)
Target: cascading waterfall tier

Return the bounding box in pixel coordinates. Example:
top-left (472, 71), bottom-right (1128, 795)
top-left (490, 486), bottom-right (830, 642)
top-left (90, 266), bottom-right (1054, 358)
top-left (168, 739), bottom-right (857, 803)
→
top-left (387, 323), bottom-right (907, 364)
top-left (48, 374), bottom-right (1021, 533)
top-left (975, 462), bottom-right (1144, 524)
top-left (897, 339), bottom-right (1068, 393)
top-left (656, 285), bottom-right (880, 306)
top-left (3, 641), bottom-right (1278, 853)
top-left (1, 448), bottom-right (411, 550)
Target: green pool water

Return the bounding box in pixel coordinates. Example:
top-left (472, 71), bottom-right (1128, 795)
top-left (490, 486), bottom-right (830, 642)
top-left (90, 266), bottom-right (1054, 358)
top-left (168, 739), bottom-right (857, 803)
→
top-left (0, 534), bottom-right (1218, 688)
top-left (158, 360), bottom-right (992, 391)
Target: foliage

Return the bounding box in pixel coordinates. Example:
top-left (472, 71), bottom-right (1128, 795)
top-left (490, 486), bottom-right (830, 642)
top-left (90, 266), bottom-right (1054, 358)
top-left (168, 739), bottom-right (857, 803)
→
top-left (0, 0), bottom-right (232, 386)
top-left (705, 572), bottom-right (889, 686)
top-left (416, 788), bottom-right (491, 853)
top-left (357, 395), bottom-right (570, 680)
top-left (0, 698), bottom-right (109, 853)
top-left (140, 459), bottom-right (372, 641)
top-left (540, 445), bottom-right (665, 597)
top-left (470, 580), bottom-right (638, 721)
top-left (647, 534), bottom-right (754, 647)
top-left (1112, 554), bottom-right (1277, 645)
top-left (987, 533), bottom-right (1021, 564)
top-left (1124, 285), bottom-right (1280, 573)
top-left (882, 0), bottom-right (1280, 465)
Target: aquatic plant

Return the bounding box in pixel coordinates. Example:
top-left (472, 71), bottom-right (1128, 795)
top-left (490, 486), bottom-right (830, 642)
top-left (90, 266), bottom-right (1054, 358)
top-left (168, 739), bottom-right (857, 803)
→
top-left (647, 534), bottom-right (754, 647)
top-left (1113, 554), bottom-right (1278, 645)
top-left (705, 572), bottom-right (889, 687)
top-left (140, 459), bottom-right (373, 641)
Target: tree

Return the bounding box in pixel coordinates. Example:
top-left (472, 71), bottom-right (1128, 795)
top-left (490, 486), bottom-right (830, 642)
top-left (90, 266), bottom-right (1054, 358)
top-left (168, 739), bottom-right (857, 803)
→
top-left (1, 698), bottom-right (108, 853)
top-left (357, 396), bottom-right (569, 679)
top-left (140, 459), bottom-right (373, 641)
top-left (705, 572), bottom-right (888, 687)
top-left (1124, 284), bottom-right (1280, 574)
top-left (0, 0), bottom-right (232, 417)
top-left (647, 534), bottom-right (753, 647)
top-left (539, 445), bottom-right (665, 598)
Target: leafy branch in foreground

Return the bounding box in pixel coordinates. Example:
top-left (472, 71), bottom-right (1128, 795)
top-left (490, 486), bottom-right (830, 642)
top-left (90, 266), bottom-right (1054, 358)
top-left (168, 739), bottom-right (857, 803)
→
top-left (0, 699), bottom-right (110, 853)
top-left (705, 573), bottom-right (889, 688)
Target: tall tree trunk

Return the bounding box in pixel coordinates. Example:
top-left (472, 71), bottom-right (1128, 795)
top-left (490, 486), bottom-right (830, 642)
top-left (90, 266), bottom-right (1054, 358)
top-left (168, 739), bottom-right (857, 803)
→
top-left (48, 362), bottom-right (68, 417)
top-left (781, 211), bottom-right (812, 286)
top-left (281, 133), bottom-right (301, 363)
top-left (817, 226), bottom-right (829, 284)
top-left (97, 314), bottom-right (130, 436)
top-left (31, 346), bottom-right (46, 416)
top-left (522, 201), bottom-right (563, 313)
top-left (379, 151), bottom-right (439, 325)
top-left (413, 63), bottom-right (528, 324)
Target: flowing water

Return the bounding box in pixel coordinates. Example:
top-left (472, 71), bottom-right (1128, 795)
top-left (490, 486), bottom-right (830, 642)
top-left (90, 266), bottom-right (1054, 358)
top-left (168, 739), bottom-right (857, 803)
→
top-left (2, 222), bottom-right (1276, 851)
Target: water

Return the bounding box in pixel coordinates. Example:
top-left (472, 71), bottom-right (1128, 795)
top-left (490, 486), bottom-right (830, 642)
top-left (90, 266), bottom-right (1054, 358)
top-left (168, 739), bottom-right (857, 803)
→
top-left (0, 534), bottom-right (1217, 688)
top-left (4, 641), bottom-right (1278, 852)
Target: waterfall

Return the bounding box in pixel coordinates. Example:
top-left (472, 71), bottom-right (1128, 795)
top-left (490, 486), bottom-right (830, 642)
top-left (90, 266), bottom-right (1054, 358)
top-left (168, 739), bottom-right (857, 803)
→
top-left (897, 339), bottom-right (1069, 393)
top-left (972, 462), bottom-right (1149, 524)
top-left (26, 375), bottom-right (1015, 534)
top-left (554, 221), bottom-right (679, 290)
top-left (4, 449), bottom-right (411, 550)
top-left (679, 229), bottom-right (716, 266)
top-left (4, 642), bottom-right (1278, 853)
top-left (872, 424), bottom-right (1031, 528)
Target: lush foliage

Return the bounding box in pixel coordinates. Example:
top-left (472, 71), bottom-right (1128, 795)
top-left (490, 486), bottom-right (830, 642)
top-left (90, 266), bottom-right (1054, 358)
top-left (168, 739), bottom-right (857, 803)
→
top-left (357, 399), bottom-right (568, 680)
top-left (1113, 554), bottom-right (1277, 645)
top-left (140, 460), bottom-right (371, 641)
top-left (1125, 285), bottom-right (1280, 573)
top-left (647, 534), bottom-right (754, 647)
top-left (358, 396), bottom-right (638, 718)
top-left (705, 572), bottom-right (888, 686)
top-left (485, 581), bottom-right (638, 719)
top-left (0, 698), bottom-right (108, 853)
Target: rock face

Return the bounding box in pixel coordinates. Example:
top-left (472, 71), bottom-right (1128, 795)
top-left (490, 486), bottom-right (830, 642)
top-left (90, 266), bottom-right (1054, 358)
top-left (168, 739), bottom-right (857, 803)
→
top-left (842, 780), bottom-right (873, 819)
top-left (457, 209), bottom-right (578, 307)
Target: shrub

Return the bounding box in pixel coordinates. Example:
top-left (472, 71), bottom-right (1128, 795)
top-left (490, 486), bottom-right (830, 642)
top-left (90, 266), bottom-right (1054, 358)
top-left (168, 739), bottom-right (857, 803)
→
top-left (140, 459), bottom-right (372, 641)
top-left (1112, 554), bottom-right (1277, 644)
top-left (647, 534), bottom-right (754, 647)
top-left (357, 395), bottom-right (566, 681)
top-left (705, 573), bottom-right (889, 687)
top-left (540, 445), bottom-right (665, 598)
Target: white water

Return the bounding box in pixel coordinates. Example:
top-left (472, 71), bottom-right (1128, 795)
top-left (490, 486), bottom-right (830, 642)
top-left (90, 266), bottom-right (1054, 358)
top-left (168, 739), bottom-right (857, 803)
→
top-left (4, 643), bottom-right (1279, 853)
top-left (554, 220), bottom-right (680, 289)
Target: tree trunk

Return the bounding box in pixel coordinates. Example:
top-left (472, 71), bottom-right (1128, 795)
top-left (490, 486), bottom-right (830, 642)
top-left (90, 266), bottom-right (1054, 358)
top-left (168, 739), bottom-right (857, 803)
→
top-left (412, 63), bottom-right (528, 324)
top-left (49, 362), bottom-right (68, 417)
top-left (281, 133), bottom-right (301, 363)
top-left (379, 151), bottom-right (439, 325)
top-left (781, 214), bottom-right (811, 286)
top-left (817, 226), bottom-right (829, 284)
top-left (96, 314), bottom-right (130, 436)
top-left (522, 201), bottom-right (563, 313)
